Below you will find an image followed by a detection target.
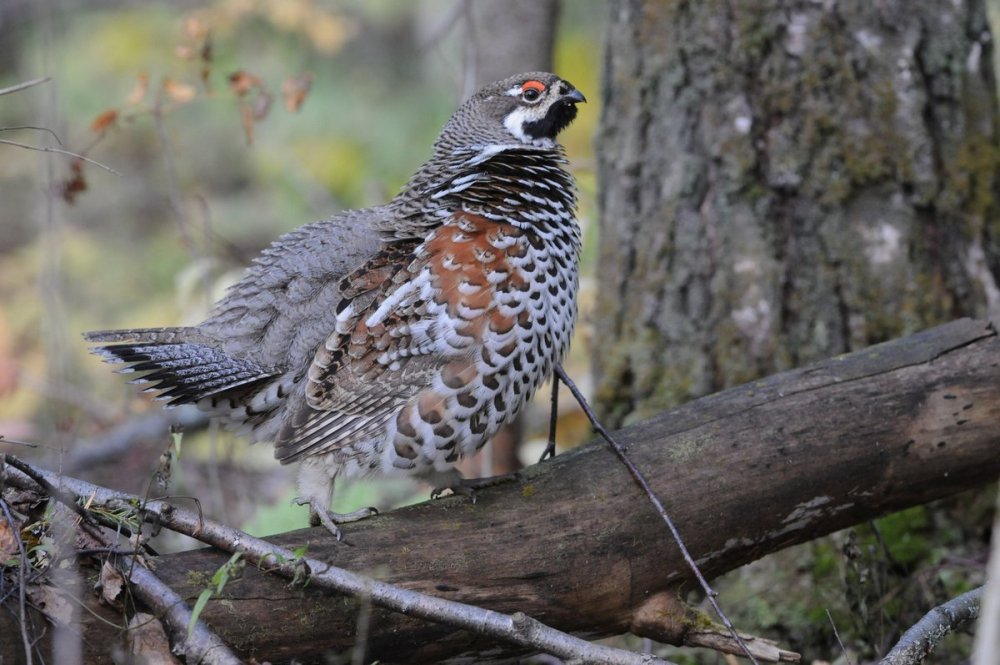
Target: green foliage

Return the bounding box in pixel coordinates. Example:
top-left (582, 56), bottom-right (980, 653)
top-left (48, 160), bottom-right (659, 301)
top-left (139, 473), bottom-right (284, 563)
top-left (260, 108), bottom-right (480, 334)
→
top-left (188, 551), bottom-right (244, 638)
top-left (171, 428), bottom-right (184, 459)
top-left (693, 490), bottom-right (994, 664)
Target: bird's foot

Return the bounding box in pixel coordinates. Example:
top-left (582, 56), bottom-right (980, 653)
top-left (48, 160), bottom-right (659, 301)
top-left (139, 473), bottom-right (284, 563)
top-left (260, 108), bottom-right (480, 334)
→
top-left (537, 440), bottom-right (557, 462)
top-left (295, 497), bottom-right (377, 542)
top-left (429, 472), bottom-right (519, 504)
top-left (430, 480), bottom-right (475, 502)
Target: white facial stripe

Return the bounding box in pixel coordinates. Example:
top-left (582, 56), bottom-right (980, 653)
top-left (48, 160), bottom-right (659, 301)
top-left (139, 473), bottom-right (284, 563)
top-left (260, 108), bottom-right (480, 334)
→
top-left (504, 106), bottom-right (533, 141)
top-left (505, 85), bottom-right (522, 97)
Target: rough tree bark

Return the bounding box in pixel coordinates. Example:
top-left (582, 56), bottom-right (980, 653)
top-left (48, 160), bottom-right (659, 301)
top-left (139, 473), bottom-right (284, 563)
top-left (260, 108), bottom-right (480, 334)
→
top-left (4, 318), bottom-right (1000, 664)
top-left (595, 0), bottom-right (1000, 425)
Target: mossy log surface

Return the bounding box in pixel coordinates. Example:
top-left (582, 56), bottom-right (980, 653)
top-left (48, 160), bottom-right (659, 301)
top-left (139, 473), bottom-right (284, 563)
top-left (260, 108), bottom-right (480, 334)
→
top-left (3, 319), bottom-right (1000, 664)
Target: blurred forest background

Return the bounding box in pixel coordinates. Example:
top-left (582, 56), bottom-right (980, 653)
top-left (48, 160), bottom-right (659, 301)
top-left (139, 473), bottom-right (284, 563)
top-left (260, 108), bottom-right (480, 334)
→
top-left (0, 1), bottom-right (997, 664)
top-left (0, 0), bottom-right (602, 533)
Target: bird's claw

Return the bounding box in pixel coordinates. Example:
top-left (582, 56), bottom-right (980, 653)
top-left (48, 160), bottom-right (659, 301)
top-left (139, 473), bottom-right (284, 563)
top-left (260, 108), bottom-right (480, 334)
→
top-left (431, 483), bottom-right (476, 503)
top-left (296, 497), bottom-right (377, 542)
top-left (430, 473), bottom-right (520, 503)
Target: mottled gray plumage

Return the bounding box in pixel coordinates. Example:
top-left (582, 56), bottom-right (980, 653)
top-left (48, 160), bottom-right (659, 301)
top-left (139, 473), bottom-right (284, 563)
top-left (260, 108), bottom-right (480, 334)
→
top-left (86, 72), bottom-right (585, 538)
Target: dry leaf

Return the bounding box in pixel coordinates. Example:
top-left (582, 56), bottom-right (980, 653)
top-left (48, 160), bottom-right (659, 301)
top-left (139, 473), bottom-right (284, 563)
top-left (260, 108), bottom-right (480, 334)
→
top-left (26, 584), bottom-right (74, 625)
top-left (126, 73), bottom-right (149, 106)
top-left (58, 158), bottom-right (88, 204)
top-left (0, 518), bottom-right (19, 563)
top-left (90, 108), bottom-right (118, 134)
top-left (163, 78), bottom-right (196, 103)
top-left (228, 70), bottom-right (261, 97)
top-left (200, 34), bottom-right (213, 63)
top-left (128, 613), bottom-right (180, 664)
top-left (282, 72), bottom-right (313, 112)
top-left (99, 561), bottom-right (125, 605)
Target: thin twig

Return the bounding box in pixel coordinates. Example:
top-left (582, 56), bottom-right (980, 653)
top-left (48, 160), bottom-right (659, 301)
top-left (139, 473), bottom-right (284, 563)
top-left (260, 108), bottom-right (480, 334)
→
top-left (3, 458), bottom-right (672, 665)
top-left (826, 608), bottom-right (854, 665)
top-left (0, 77), bottom-right (51, 97)
top-left (878, 587), bottom-right (982, 665)
top-left (117, 554), bottom-right (243, 664)
top-left (0, 125), bottom-right (63, 144)
top-left (4, 460), bottom-right (267, 665)
top-left (74, 547), bottom-right (141, 558)
top-left (0, 436), bottom-right (39, 449)
top-left (0, 499), bottom-right (34, 665)
top-left (34, 470), bottom-right (238, 663)
top-left (553, 364), bottom-right (761, 665)
top-left (2, 456), bottom-right (151, 553)
top-left (0, 138), bottom-right (122, 175)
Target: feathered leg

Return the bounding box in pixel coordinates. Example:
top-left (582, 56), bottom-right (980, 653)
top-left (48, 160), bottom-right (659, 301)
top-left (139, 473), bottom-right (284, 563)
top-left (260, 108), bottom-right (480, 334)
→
top-left (295, 458), bottom-right (376, 541)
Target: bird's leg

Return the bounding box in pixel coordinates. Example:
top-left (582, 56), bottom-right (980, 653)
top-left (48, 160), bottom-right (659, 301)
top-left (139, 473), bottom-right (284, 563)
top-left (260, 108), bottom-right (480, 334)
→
top-left (295, 459), bottom-right (377, 541)
top-left (538, 374), bottom-right (561, 462)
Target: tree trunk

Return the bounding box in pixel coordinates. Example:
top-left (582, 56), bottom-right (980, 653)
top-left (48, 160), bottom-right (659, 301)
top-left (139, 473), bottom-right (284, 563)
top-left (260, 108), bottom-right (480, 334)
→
top-left (595, 0), bottom-right (1000, 426)
top-left (4, 318), bottom-right (1000, 664)
top-left (468, 0), bottom-right (560, 89)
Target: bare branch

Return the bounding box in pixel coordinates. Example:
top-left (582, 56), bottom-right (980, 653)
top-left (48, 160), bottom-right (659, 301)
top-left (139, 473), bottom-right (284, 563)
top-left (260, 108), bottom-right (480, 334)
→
top-left (0, 499), bottom-right (34, 665)
top-left (116, 554), bottom-right (243, 664)
top-left (878, 587), bottom-right (981, 665)
top-left (3, 460), bottom-right (672, 665)
top-left (0, 77), bottom-right (50, 97)
top-left (5, 457), bottom-right (241, 663)
top-left (685, 629), bottom-right (800, 663)
top-left (0, 139), bottom-right (121, 176)
top-left (555, 364), bottom-right (761, 665)
top-left (0, 125), bottom-right (63, 144)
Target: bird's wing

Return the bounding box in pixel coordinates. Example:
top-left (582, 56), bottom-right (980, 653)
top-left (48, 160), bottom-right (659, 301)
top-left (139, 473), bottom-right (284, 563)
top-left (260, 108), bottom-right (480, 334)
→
top-left (274, 239), bottom-right (446, 462)
top-left (199, 210), bottom-right (386, 370)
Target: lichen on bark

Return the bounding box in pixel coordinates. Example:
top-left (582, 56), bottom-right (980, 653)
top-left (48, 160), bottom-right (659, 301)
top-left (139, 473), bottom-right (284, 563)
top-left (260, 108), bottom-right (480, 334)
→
top-left (595, 0), bottom-right (1000, 426)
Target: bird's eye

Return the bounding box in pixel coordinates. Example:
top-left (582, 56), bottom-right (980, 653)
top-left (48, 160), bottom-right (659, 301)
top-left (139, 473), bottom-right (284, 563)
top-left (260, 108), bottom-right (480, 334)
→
top-left (520, 80), bottom-right (546, 103)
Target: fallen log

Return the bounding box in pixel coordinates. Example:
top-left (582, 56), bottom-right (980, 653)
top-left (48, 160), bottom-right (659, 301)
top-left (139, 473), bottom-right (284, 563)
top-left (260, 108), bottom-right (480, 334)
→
top-left (3, 318), bottom-right (999, 663)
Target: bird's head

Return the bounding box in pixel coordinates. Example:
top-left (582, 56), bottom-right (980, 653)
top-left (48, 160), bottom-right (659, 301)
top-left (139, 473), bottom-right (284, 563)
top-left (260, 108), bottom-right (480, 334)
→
top-left (438, 72), bottom-right (586, 151)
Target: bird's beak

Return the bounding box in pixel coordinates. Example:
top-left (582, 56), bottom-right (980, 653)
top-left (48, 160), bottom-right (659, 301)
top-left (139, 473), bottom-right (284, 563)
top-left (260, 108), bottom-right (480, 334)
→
top-left (562, 88), bottom-right (587, 104)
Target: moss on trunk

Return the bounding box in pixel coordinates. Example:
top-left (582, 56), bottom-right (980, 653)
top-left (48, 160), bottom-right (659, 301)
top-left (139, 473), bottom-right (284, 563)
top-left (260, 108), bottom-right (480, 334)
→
top-left (595, 0), bottom-right (1000, 427)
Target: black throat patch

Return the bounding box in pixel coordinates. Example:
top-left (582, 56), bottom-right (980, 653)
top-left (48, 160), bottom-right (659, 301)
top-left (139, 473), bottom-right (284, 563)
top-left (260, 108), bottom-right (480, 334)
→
top-left (523, 100), bottom-right (579, 140)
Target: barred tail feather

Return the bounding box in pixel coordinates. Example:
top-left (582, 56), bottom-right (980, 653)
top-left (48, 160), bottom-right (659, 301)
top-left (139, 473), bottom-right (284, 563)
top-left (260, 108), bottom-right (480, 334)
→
top-left (84, 327), bottom-right (278, 406)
